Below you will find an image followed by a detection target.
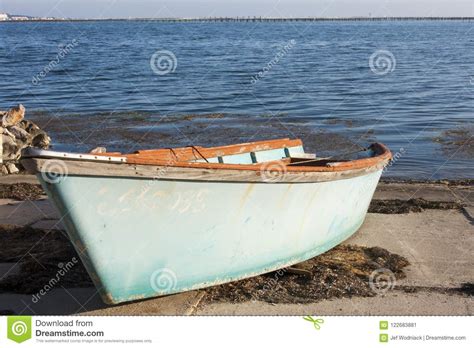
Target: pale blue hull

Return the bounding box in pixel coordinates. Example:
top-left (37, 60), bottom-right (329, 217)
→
top-left (38, 170), bottom-right (382, 304)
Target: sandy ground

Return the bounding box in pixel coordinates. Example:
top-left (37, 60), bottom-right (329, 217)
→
top-left (0, 174), bottom-right (472, 315)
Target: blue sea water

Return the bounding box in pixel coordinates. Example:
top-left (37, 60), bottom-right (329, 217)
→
top-left (0, 20), bottom-right (473, 179)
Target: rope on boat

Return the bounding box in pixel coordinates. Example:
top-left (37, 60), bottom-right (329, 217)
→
top-left (166, 148), bottom-right (179, 161)
top-left (188, 145), bottom-right (209, 163)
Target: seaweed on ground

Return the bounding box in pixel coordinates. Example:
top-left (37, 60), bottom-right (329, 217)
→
top-left (369, 198), bottom-right (464, 214)
top-left (0, 183), bottom-right (44, 201)
top-left (203, 245), bottom-right (410, 304)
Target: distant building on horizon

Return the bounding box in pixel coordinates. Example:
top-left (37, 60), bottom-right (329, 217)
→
top-left (0, 12), bottom-right (63, 21)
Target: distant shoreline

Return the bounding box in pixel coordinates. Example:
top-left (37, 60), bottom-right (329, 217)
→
top-left (1, 16), bottom-right (474, 23)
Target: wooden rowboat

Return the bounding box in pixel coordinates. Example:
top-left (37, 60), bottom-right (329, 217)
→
top-left (22, 138), bottom-right (391, 304)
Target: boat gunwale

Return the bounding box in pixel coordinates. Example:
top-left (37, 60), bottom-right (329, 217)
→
top-left (22, 139), bottom-right (392, 174)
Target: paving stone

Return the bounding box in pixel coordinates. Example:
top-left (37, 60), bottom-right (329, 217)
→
top-left (0, 288), bottom-right (206, 316)
top-left (348, 210), bottom-right (473, 288)
top-left (375, 183), bottom-right (459, 202)
top-left (0, 199), bottom-right (60, 225)
top-left (194, 292), bottom-right (473, 316)
top-left (0, 174), bottom-right (38, 185)
top-left (451, 187), bottom-right (474, 206)
top-left (30, 219), bottom-right (65, 231)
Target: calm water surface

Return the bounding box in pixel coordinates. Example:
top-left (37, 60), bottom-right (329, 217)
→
top-left (0, 20), bottom-right (473, 179)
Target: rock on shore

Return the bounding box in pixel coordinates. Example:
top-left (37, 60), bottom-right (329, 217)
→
top-left (1, 104), bottom-right (50, 174)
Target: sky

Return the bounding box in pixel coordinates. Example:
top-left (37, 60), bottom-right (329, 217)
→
top-left (0, 0), bottom-right (473, 19)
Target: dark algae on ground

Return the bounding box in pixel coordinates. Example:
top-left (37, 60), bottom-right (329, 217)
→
top-left (0, 183), bottom-right (44, 201)
top-left (204, 245), bottom-right (410, 304)
top-left (369, 198), bottom-right (464, 214)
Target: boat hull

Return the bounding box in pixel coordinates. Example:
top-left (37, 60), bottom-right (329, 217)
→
top-left (37, 169), bottom-right (382, 304)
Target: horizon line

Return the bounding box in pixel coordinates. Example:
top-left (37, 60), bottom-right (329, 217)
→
top-left (1, 15), bottom-right (474, 21)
